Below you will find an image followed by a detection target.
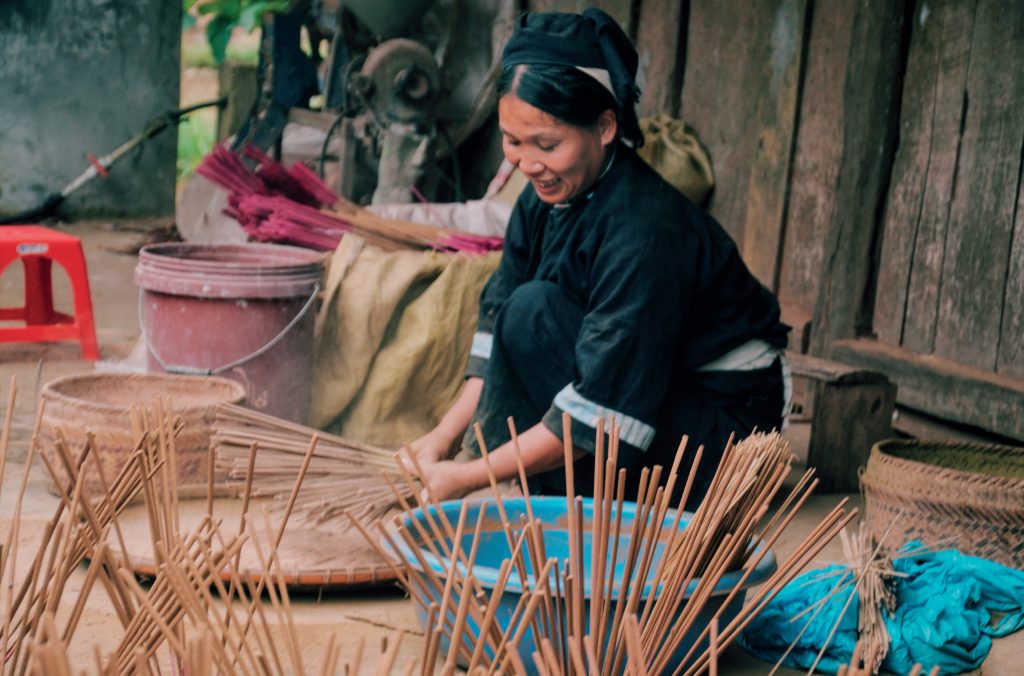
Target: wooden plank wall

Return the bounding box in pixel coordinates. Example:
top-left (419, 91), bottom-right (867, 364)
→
top-left (872, 0), bottom-right (1024, 378)
top-left (526, 0), bottom-right (636, 34)
top-left (634, 0), bottom-right (687, 118)
top-left (873, 0), bottom-right (975, 357)
top-left (803, 1), bottom-right (909, 353)
top-left (776, 0), bottom-right (856, 315)
top-left (680, 0), bottom-right (808, 288)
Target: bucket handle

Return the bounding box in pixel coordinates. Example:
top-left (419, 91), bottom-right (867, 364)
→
top-left (138, 284), bottom-right (321, 376)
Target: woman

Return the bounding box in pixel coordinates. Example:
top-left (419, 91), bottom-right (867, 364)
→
top-left (410, 9), bottom-right (789, 507)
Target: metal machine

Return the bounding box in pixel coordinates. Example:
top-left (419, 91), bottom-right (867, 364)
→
top-left (234, 0), bottom-right (515, 205)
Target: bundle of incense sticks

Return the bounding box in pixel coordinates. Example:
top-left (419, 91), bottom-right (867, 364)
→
top-left (835, 646), bottom-right (936, 676)
top-left (663, 430), bottom-right (793, 577)
top-left (841, 524), bottom-right (899, 675)
top-left (212, 403), bottom-right (416, 527)
top-left (0, 380), bottom-right (152, 675)
top-left (773, 521), bottom-right (949, 676)
top-left (197, 145), bottom-right (503, 253)
top-left (352, 415), bottom-right (858, 675)
top-left (2, 376), bottom-right (508, 674)
top-left (0, 377), bottom-right (345, 675)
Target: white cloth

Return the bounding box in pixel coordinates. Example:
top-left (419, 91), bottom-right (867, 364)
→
top-left (696, 338), bottom-right (792, 427)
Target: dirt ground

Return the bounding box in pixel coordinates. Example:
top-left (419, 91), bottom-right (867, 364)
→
top-left (1, 219), bottom-right (1021, 673)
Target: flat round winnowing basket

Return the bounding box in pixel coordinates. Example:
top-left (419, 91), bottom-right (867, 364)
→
top-left (104, 497), bottom-right (399, 590)
top-left (861, 439), bottom-right (1024, 568)
top-left (39, 373), bottom-right (246, 497)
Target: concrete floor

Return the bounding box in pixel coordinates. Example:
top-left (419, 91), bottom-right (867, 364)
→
top-left (0, 220), bottom-right (1019, 674)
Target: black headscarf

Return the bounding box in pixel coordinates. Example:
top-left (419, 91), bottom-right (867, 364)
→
top-left (501, 9), bottom-right (642, 130)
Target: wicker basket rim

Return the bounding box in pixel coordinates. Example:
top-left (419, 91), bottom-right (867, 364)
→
top-left (868, 438), bottom-right (1024, 488)
top-left (875, 437), bottom-right (1024, 456)
top-left (861, 468), bottom-right (1024, 496)
top-left (40, 373), bottom-right (247, 415)
top-left (861, 473), bottom-right (1024, 516)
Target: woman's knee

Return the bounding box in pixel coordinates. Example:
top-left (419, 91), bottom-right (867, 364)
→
top-left (496, 281), bottom-right (583, 363)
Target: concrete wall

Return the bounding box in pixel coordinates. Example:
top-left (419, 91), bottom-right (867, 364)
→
top-left (0, 0), bottom-right (180, 218)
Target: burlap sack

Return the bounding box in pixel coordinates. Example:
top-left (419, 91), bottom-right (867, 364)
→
top-left (311, 235), bottom-right (500, 446)
top-left (638, 115), bottom-right (715, 207)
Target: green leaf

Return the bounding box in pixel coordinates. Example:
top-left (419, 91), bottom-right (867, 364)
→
top-left (236, 3), bottom-right (266, 33)
top-left (206, 14), bottom-right (235, 64)
top-left (223, 0), bottom-right (242, 19)
top-left (182, 0), bottom-right (199, 28)
top-left (177, 114), bottom-right (216, 182)
top-left (198, 0), bottom-right (240, 17)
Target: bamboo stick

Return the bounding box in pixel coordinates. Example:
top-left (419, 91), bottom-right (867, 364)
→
top-left (0, 377), bottom-right (18, 509)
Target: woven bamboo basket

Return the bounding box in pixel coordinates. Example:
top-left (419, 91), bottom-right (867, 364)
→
top-left (861, 439), bottom-right (1024, 568)
top-left (39, 373), bottom-right (246, 497)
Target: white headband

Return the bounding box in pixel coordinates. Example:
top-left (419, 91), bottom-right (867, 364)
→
top-left (575, 66), bottom-right (618, 103)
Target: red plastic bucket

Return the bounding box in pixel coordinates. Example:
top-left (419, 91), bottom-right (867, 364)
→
top-left (134, 243), bottom-right (326, 424)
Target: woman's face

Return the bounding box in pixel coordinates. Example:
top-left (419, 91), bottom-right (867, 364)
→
top-left (498, 93), bottom-right (617, 204)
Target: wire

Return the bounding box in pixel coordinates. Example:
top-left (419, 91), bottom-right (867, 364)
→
top-left (318, 112), bottom-right (346, 179)
top-left (437, 122), bottom-right (462, 203)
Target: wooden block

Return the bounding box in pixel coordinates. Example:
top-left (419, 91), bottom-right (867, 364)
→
top-left (807, 377), bottom-right (895, 493)
top-left (786, 349), bottom-right (896, 492)
top-left (787, 351), bottom-right (888, 386)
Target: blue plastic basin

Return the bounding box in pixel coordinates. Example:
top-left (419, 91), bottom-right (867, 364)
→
top-left (389, 496), bottom-right (776, 673)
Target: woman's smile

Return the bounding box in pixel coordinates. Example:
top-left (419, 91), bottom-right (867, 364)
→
top-left (498, 93), bottom-right (615, 204)
top-left (534, 177), bottom-right (563, 195)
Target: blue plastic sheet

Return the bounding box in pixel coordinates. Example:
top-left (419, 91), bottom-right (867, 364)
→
top-left (738, 542), bottom-right (1024, 674)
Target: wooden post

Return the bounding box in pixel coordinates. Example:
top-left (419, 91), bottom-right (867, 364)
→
top-left (217, 61), bottom-right (259, 143)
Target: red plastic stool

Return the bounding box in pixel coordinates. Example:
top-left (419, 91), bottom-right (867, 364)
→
top-left (0, 225), bottom-right (99, 359)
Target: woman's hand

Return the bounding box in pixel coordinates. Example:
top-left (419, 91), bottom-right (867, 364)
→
top-left (404, 377), bottom-right (483, 465)
top-left (401, 444), bottom-right (472, 503)
top-left (403, 422), bottom-right (568, 506)
top-left (406, 428), bottom-right (456, 465)
top-left (413, 458), bottom-right (473, 504)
